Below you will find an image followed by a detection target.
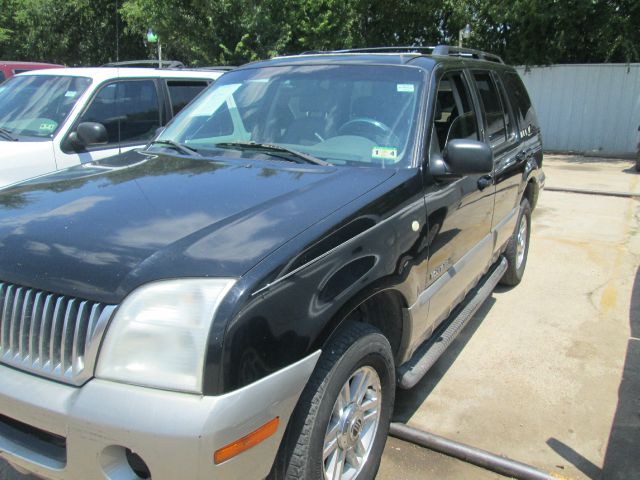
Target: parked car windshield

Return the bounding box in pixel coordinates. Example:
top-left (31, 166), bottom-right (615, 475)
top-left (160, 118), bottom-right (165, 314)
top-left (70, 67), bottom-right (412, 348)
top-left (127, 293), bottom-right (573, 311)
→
top-left (0, 75), bottom-right (92, 139)
top-left (158, 64), bottom-right (424, 167)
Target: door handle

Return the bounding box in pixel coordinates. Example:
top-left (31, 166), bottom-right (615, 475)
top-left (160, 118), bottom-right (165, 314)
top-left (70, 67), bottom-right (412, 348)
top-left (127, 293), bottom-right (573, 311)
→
top-left (477, 175), bottom-right (493, 191)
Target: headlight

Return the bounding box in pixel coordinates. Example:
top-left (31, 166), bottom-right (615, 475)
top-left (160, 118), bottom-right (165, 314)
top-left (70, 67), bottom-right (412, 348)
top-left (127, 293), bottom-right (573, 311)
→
top-left (96, 278), bottom-right (235, 393)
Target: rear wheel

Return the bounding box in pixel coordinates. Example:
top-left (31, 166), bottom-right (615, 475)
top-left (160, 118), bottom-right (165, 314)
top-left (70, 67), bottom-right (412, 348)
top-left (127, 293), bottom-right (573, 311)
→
top-left (500, 198), bottom-right (531, 286)
top-left (272, 322), bottom-right (395, 480)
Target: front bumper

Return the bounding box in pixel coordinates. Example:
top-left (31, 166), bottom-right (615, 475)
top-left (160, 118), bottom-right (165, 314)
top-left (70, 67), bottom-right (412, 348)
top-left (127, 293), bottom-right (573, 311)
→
top-left (0, 352), bottom-right (320, 480)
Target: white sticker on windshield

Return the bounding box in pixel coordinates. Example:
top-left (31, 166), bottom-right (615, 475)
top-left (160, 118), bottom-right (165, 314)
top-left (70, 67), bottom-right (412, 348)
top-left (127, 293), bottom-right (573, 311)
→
top-left (39, 121), bottom-right (57, 132)
top-left (397, 84), bottom-right (415, 93)
top-left (65, 91), bottom-right (78, 98)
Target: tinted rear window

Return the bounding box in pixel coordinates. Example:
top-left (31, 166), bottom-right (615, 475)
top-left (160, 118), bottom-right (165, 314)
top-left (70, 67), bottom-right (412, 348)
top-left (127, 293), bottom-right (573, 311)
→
top-left (167, 80), bottom-right (209, 115)
top-left (502, 72), bottom-right (534, 129)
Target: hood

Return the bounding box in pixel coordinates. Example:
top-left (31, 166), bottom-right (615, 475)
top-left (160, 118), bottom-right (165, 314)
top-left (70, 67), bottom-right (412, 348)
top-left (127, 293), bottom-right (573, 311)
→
top-left (0, 151), bottom-right (396, 304)
top-left (0, 139), bottom-right (56, 187)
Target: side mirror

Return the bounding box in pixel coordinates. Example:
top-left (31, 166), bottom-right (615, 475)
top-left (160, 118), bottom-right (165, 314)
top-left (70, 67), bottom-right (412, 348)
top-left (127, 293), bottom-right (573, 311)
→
top-left (430, 139), bottom-right (493, 178)
top-left (68, 122), bottom-right (108, 149)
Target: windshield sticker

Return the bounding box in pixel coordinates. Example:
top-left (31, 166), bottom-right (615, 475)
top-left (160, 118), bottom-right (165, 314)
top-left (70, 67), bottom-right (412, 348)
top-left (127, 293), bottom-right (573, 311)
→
top-left (397, 84), bottom-right (415, 93)
top-left (38, 121), bottom-right (57, 132)
top-left (65, 91), bottom-right (78, 98)
top-left (372, 146), bottom-right (398, 160)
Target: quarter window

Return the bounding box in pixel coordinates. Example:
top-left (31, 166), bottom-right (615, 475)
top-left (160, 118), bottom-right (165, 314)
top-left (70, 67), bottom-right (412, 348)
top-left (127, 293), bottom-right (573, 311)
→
top-left (166, 80), bottom-right (209, 115)
top-left (78, 80), bottom-right (161, 146)
top-left (502, 72), bottom-right (535, 134)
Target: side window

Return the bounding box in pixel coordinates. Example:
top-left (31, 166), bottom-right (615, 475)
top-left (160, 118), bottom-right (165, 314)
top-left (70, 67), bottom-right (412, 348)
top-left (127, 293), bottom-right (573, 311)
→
top-left (0, 71), bottom-right (5, 83)
top-left (472, 72), bottom-right (507, 146)
top-left (494, 75), bottom-right (517, 142)
top-left (78, 80), bottom-right (161, 146)
top-left (166, 80), bottom-right (209, 116)
top-left (502, 72), bottom-right (536, 135)
top-left (432, 72), bottom-right (479, 152)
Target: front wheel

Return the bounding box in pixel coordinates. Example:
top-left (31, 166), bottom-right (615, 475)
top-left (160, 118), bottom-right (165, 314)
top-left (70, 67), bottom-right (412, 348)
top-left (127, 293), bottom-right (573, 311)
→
top-left (272, 322), bottom-right (395, 480)
top-left (500, 198), bottom-right (531, 286)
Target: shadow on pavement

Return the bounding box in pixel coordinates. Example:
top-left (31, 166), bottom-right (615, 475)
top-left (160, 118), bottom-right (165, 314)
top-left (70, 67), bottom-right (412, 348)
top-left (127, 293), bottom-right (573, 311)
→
top-left (392, 295), bottom-right (497, 423)
top-left (546, 266), bottom-right (640, 480)
top-left (600, 266), bottom-right (640, 479)
top-left (546, 438), bottom-right (601, 479)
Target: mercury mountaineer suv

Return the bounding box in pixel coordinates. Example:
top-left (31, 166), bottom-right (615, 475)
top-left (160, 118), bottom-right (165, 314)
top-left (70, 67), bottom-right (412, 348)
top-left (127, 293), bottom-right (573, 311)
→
top-left (0, 46), bottom-right (544, 480)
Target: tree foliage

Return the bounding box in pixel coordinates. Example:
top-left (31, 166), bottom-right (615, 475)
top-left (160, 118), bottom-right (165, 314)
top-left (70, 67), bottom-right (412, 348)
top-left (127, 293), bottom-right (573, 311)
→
top-left (0, 0), bottom-right (637, 66)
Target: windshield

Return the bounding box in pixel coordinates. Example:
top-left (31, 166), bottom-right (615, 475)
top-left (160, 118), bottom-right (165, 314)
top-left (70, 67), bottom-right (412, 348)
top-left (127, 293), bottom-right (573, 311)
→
top-left (0, 75), bottom-right (92, 139)
top-left (158, 65), bottom-right (424, 167)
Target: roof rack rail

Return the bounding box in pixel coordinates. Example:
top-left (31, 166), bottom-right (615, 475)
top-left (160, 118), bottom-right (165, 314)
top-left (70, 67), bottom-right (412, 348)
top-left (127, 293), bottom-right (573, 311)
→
top-left (301, 45), bottom-right (504, 64)
top-left (431, 45), bottom-right (504, 64)
top-left (195, 66), bottom-right (237, 71)
top-left (101, 60), bottom-right (186, 69)
top-left (325, 46), bottom-right (436, 55)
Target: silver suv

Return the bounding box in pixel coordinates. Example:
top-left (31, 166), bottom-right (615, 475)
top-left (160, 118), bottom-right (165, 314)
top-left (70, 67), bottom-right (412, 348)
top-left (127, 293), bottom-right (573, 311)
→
top-left (0, 67), bottom-right (224, 187)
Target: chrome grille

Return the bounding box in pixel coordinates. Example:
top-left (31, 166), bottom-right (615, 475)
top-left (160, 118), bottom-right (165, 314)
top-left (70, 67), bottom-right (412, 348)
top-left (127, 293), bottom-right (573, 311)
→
top-left (0, 282), bottom-right (116, 386)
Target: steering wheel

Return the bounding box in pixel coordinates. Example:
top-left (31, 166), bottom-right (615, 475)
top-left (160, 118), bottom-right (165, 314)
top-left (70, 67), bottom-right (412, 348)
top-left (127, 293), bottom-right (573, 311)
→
top-left (338, 117), bottom-right (396, 143)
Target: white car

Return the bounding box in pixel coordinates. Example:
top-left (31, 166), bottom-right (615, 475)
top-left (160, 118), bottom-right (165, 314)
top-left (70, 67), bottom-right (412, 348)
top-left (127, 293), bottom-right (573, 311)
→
top-left (0, 67), bottom-right (225, 187)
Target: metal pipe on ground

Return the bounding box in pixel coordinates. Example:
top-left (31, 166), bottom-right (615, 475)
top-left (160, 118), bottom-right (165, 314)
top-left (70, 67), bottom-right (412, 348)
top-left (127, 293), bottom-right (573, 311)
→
top-left (389, 422), bottom-right (572, 480)
top-left (545, 186), bottom-right (640, 199)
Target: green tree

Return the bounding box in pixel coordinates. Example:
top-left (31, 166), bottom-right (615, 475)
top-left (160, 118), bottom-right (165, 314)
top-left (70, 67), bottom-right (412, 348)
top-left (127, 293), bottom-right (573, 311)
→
top-left (1, 0), bottom-right (638, 66)
top-left (460, 0), bottom-right (639, 64)
top-left (1, 0), bottom-right (145, 65)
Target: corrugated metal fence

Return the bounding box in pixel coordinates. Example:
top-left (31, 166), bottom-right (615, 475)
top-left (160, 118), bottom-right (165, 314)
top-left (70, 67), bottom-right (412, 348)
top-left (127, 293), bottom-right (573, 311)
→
top-left (516, 64), bottom-right (640, 157)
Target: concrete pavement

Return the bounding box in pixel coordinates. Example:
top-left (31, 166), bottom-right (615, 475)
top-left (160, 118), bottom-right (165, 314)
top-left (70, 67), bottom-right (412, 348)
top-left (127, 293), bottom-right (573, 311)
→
top-left (380, 156), bottom-right (639, 479)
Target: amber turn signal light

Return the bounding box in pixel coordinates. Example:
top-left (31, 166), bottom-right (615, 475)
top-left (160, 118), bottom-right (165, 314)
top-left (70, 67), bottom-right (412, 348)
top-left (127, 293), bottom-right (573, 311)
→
top-left (214, 417), bottom-right (280, 464)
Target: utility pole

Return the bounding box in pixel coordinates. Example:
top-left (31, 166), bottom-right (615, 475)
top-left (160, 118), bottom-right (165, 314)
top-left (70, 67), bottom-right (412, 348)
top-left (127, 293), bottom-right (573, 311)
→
top-left (458, 24), bottom-right (471, 47)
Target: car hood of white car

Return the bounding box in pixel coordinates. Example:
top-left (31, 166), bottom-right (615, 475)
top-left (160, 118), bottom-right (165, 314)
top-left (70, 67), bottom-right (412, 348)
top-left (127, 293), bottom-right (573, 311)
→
top-left (0, 139), bottom-right (57, 188)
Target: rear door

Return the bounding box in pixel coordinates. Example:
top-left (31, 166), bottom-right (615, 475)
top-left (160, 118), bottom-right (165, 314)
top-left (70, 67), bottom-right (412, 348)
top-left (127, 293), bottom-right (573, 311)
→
top-left (419, 69), bottom-right (496, 335)
top-left (469, 70), bottom-right (523, 251)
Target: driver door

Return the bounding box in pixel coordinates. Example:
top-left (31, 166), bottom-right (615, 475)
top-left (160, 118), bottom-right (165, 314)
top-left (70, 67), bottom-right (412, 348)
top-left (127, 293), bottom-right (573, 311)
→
top-left (420, 69), bottom-right (496, 333)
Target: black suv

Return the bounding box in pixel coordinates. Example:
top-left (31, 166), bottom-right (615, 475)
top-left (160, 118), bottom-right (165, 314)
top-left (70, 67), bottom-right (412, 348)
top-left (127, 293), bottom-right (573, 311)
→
top-left (0, 46), bottom-right (543, 480)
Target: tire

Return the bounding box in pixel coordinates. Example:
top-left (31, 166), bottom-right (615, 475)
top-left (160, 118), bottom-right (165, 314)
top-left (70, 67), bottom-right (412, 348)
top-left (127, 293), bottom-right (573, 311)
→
top-left (500, 198), bottom-right (531, 286)
top-left (271, 322), bottom-right (395, 480)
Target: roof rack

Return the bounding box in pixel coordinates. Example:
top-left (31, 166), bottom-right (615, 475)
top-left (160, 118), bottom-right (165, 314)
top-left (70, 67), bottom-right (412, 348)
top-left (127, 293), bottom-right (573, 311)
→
top-left (302, 45), bottom-right (504, 64)
top-left (101, 60), bottom-right (186, 69)
top-left (195, 66), bottom-right (237, 71)
top-left (431, 45), bottom-right (504, 64)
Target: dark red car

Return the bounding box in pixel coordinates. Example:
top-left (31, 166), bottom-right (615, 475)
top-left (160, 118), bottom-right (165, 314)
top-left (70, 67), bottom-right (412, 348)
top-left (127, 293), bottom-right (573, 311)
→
top-left (0, 61), bottom-right (63, 82)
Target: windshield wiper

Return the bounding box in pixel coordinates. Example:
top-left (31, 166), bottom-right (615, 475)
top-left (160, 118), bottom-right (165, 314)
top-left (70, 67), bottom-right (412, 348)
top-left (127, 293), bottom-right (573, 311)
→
top-left (215, 141), bottom-right (330, 166)
top-left (0, 127), bottom-right (17, 141)
top-left (147, 140), bottom-right (201, 156)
